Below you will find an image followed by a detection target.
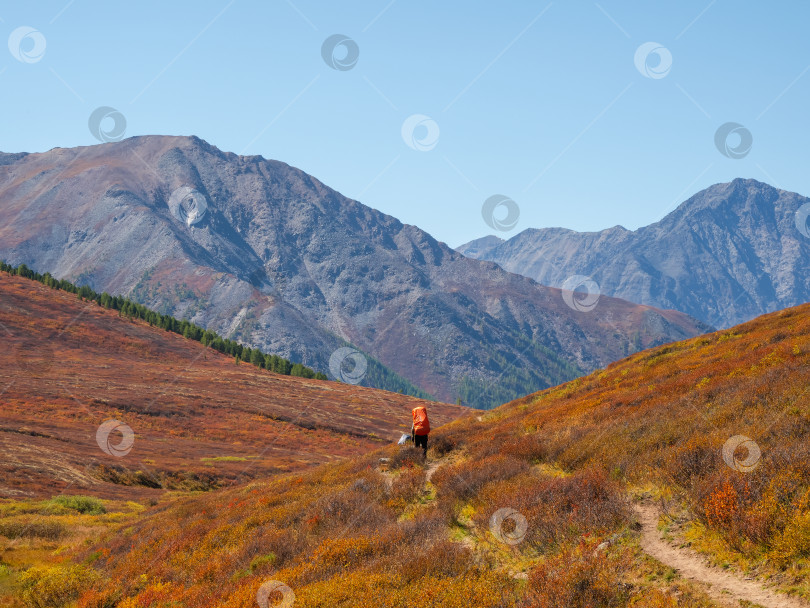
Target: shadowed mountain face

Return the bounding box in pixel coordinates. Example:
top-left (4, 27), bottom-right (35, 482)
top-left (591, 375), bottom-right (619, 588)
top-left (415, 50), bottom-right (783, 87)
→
top-left (458, 179), bottom-right (810, 328)
top-left (0, 136), bottom-right (708, 407)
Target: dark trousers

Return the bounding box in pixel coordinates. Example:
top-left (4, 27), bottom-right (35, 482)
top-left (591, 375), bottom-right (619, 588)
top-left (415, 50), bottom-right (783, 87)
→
top-left (414, 433), bottom-right (428, 456)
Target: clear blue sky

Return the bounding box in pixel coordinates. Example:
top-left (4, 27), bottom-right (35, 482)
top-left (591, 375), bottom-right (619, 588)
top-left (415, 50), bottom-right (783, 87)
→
top-left (2, 1), bottom-right (809, 247)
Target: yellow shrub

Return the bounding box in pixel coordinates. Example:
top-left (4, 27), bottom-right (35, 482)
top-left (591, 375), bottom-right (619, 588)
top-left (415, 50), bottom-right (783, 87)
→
top-left (771, 510), bottom-right (810, 567)
top-left (19, 564), bottom-right (99, 608)
top-left (115, 581), bottom-right (187, 608)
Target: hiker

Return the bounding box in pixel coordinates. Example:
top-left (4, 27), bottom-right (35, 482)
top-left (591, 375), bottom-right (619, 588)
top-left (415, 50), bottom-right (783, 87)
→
top-left (411, 405), bottom-right (430, 458)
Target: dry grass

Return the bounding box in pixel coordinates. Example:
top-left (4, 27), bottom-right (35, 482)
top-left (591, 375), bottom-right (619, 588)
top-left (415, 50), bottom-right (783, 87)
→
top-left (5, 296), bottom-right (810, 605)
top-left (0, 272), bottom-right (467, 501)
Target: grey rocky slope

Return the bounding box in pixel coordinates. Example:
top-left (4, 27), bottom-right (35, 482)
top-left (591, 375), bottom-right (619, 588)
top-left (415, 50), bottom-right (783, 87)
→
top-left (458, 179), bottom-right (810, 328)
top-left (0, 136), bottom-right (708, 408)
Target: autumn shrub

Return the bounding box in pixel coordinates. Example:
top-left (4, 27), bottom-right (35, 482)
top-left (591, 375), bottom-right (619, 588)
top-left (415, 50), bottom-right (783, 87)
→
top-left (309, 536), bottom-right (378, 577)
top-left (474, 467), bottom-right (629, 553)
top-left (395, 508), bottom-right (447, 546)
top-left (89, 463), bottom-right (220, 491)
top-left (350, 468), bottom-right (390, 499)
top-left (428, 432), bottom-right (458, 458)
top-left (357, 512), bottom-right (483, 582)
top-left (114, 581), bottom-right (187, 608)
top-left (19, 564), bottom-right (100, 608)
top-left (0, 520), bottom-right (66, 540)
top-left (271, 531), bottom-right (311, 571)
top-left (388, 466), bottom-right (425, 510)
top-left (303, 481), bottom-right (394, 534)
top-left (399, 537), bottom-right (478, 581)
top-left (432, 454), bottom-right (530, 505)
top-left (470, 423), bottom-right (526, 459)
top-left (762, 470), bottom-right (810, 530)
top-left (692, 458), bottom-right (810, 557)
top-left (389, 445), bottom-right (424, 469)
top-left (235, 527), bottom-right (303, 574)
top-left (701, 480), bottom-right (742, 531)
top-left (695, 473), bottom-right (777, 550)
top-left (766, 443), bottom-right (810, 504)
top-left (88, 464), bottom-right (161, 488)
top-left (285, 569), bottom-right (517, 608)
top-left (520, 540), bottom-right (632, 608)
top-left (665, 436), bottom-right (718, 487)
top-left (76, 587), bottom-right (119, 608)
top-left (500, 432), bottom-right (547, 463)
top-left (771, 510), bottom-right (810, 566)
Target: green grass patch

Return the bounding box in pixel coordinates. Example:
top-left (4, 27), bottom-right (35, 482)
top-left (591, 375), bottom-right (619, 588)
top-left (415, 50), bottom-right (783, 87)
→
top-left (50, 495), bottom-right (106, 515)
top-left (249, 553), bottom-right (276, 572)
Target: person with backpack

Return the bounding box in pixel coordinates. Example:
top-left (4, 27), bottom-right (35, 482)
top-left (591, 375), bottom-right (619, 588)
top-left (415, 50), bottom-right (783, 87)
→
top-left (411, 405), bottom-right (430, 458)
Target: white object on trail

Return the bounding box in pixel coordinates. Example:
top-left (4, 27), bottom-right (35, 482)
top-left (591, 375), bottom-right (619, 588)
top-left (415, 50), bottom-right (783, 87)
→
top-left (397, 433), bottom-right (411, 445)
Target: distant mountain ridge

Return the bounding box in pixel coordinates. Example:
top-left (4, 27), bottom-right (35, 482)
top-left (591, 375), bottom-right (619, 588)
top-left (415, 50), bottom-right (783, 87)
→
top-left (458, 179), bottom-right (810, 328)
top-left (0, 136), bottom-right (708, 407)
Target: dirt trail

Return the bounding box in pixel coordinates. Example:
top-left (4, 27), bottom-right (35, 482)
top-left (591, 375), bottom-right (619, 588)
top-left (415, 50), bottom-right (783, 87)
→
top-left (425, 459), bottom-right (442, 482)
top-left (636, 503), bottom-right (810, 608)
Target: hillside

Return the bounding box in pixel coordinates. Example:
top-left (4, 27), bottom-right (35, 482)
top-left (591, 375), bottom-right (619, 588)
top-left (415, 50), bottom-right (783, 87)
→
top-left (458, 179), bottom-right (810, 328)
top-left (0, 270), bottom-right (466, 501)
top-left (0, 136), bottom-right (709, 407)
top-left (8, 297), bottom-right (809, 605)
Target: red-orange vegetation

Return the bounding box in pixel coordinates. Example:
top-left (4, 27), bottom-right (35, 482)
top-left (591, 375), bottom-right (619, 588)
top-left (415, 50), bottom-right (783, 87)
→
top-left (11, 283), bottom-right (810, 605)
top-left (0, 272), bottom-right (466, 500)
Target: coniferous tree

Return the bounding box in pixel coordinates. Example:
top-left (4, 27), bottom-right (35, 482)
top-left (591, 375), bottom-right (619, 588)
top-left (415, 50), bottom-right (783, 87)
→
top-left (1, 260), bottom-right (337, 383)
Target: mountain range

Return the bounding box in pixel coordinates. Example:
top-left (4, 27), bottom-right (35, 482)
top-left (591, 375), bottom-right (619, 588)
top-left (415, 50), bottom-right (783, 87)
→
top-left (458, 178), bottom-right (810, 328)
top-left (0, 136), bottom-right (707, 408)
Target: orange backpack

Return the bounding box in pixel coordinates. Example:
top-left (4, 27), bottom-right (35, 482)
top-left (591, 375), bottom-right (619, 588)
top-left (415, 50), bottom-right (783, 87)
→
top-left (412, 406), bottom-right (430, 435)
